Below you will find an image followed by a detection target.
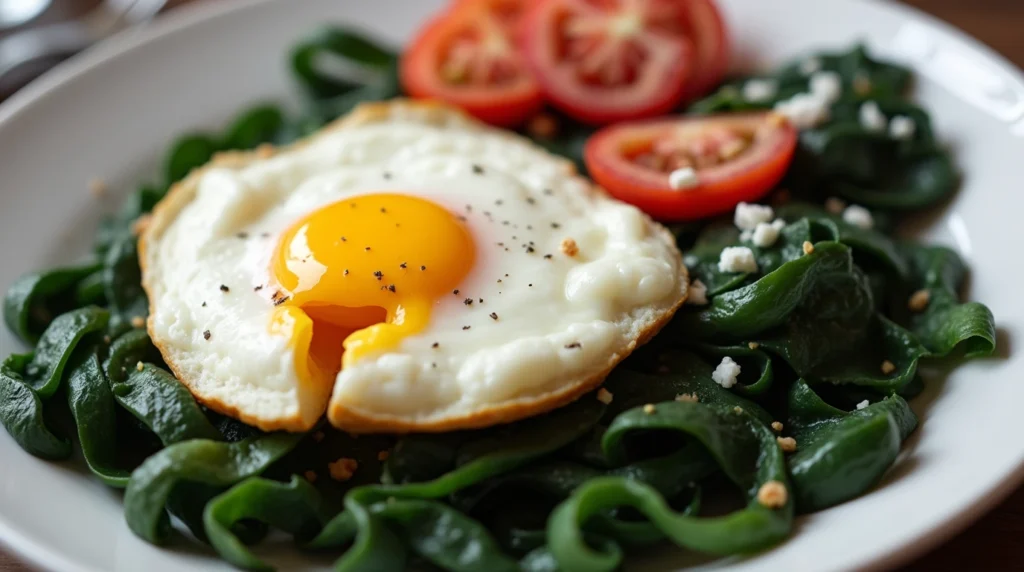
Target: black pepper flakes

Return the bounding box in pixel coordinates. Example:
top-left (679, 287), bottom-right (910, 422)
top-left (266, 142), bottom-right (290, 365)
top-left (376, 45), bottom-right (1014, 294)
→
top-left (529, 283), bottom-right (533, 287)
top-left (527, 225), bottom-right (533, 230)
top-left (431, 342), bottom-right (439, 348)
top-left (261, 232), bottom-right (271, 238)
top-left (526, 246), bottom-right (535, 253)
top-left (219, 285), bottom-right (230, 293)
top-left (464, 298), bottom-right (473, 305)
top-left (400, 262), bottom-right (407, 269)
top-left (344, 269), bottom-right (350, 275)
top-left (380, 207), bottom-right (387, 214)
top-left (478, 298), bottom-right (483, 303)
top-left (543, 188), bottom-right (553, 195)
top-left (421, 265), bottom-right (426, 271)
top-left (388, 284), bottom-right (396, 293)
top-left (365, 247), bottom-right (371, 251)
top-left (526, 197), bottom-right (536, 205)
top-left (472, 164), bottom-right (484, 174)
top-left (383, 171), bottom-right (392, 179)
top-left (544, 254), bottom-right (553, 259)
top-left (551, 222), bottom-right (561, 229)
top-left (202, 301), bottom-right (207, 307)
top-left (274, 296), bottom-right (290, 306)
top-left (254, 285), bottom-right (264, 291)
top-left (374, 271), bottom-right (383, 280)
top-left (565, 342), bottom-right (582, 349)
top-left (341, 236), bottom-right (347, 242)
top-left (453, 289), bottom-right (460, 295)
top-left (465, 204), bottom-right (472, 212)
top-left (236, 232), bottom-right (248, 239)
top-left (489, 312), bottom-right (498, 320)
top-left (496, 199), bottom-right (503, 205)
top-left (203, 330), bottom-right (211, 340)
top-left (462, 325), bottom-right (471, 330)
top-left (432, 362), bottom-right (437, 368)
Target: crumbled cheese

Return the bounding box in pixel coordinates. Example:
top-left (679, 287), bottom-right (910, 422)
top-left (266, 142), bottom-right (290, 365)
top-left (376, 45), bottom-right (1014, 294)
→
top-left (718, 246), bottom-right (758, 274)
top-left (328, 458), bottom-right (359, 482)
top-left (889, 115), bottom-right (916, 140)
top-left (739, 229), bottom-right (753, 242)
top-left (881, 360), bottom-right (897, 375)
top-left (597, 388), bottom-right (614, 404)
top-left (669, 167), bottom-right (700, 190)
top-left (742, 78), bottom-right (779, 102)
top-left (751, 221), bottom-right (781, 248)
top-left (856, 399), bottom-right (870, 410)
top-left (824, 196), bottom-right (847, 214)
top-left (809, 71), bottom-right (843, 103)
top-left (800, 57), bottom-right (823, 75)
top-left (711, 356), bottom-right (741, 389)
top-left (842, 204), bottom-right (874, 229)
top-left (771, 218), bottom-right (786, 231)
top-left (777, 436), bottom-right (797, 452)
top-left (859, 101), bottom-right (887, 133)
top-left (908, 289), bottom-right (931, 312)
top-left (734, 202), bottom-right (774, 230)
top-left (771, 421), bottom-right (784, 432)
top-left (675, 393), bottom-right (699, 403)
top-left (802, 241), bottom-right (815, 255)
top-left (686, 279), bottom-right (708, 306)
top-left (774, 93), bottom-right (831, 129)
top-left (757, 481), bottom-right (788, 508)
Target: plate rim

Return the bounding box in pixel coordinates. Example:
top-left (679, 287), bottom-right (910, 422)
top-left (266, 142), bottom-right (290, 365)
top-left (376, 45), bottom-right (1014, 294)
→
top-left (0, 0), bottom-right (1021, 570)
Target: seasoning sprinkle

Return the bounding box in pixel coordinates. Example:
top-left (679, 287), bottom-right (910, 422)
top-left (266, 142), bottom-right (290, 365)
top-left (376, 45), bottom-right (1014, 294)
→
top-left (374, 271), bottom-right (383, 280)
top-left (236, 232), bottom-right (248, 239)
top-left (543, 188), bottom-right (553, 196)
top-left (777, 437), bottom-right (797, 453)
top-left (478, 298), bottom-right (484, 303)
top-left (908, 289), bottom-right (931, 312)
top-left (203, 330), bottom-right (211, 341)
top-left (387, 284), bottom-right (396, 293)
top-left (561, 238), bottom-right (579, 257)
top-left (432, 342), bottom-right (439, 348)
top-left (421, 265), bottom-right (426, 271)
top-left (757, 481), bottom-right (788, 509)
top-left (261, 232), bottom-right (271, 238)
top-left (328, 458), bottom-right (359, 482)
top-left (464, 298), bottom-right (473, 305)
top-left (274, 296), bottom-right (290, 306)
top-left (881, 360), bottom-right (896, 375)
top-left (131, 316), bottom-right (145, 329)
top-left (462, 325), bottom-right (471, 330)
top-left (344, 269), bottom-right (350, 275)
top-left (254, 285), bottom-right (263, 292)
top-left (565, 342), bottom-right (581, 349)
top-left (400, 262), bottom-right (407, 269)
top-left (365, 247), bottom-right (371, 251)
top-left (597, 388), bottom-right (614, 404)
top-left (802, 241), bottom-right (815, 255)
top-left (643, 404), bottom-right (656, 414)
top-left (219, 284), bottom-right (230, 293)
top-left (341, 236), bottom-right (347, 242)
top-left (551, 222), bottom-right (561, 229)
top-left (202, 302), bottom-right (207, 307)
top-left (526, 197), bottom-right (536, 205)
top-left (383, 171), bottom-right (392, 179)
top-left (380, 207), bottom-right (387, 214)
top-left (472, 164), bottom-right (484, 174)
top-left (489, 312), bottom-right (498, 321)
top-left (453, 289), bottom-right (460, 295)
top-left (771, 421), bottom-right (784, 432)
top-left (136, 362), bottom-right (145, 372)
top-left (544, 254), bottom-right (553, 260)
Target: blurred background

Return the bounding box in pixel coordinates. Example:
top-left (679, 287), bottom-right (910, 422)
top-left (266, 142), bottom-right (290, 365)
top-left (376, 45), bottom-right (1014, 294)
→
top-left (0, 0), bottom-right (1021, 570)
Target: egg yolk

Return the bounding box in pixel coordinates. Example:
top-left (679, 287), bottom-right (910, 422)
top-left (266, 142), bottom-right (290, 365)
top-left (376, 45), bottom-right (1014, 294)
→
top-left (271, 194), bottom-right (475, 379)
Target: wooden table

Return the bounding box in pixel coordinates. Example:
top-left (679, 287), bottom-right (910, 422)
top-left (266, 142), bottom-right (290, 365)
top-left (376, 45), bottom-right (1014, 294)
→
top-left (1, 0), bottom-right (1022, 570)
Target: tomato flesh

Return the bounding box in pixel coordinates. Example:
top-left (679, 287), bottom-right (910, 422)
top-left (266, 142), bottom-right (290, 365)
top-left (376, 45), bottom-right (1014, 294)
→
top-left (401, 0), bottom-right (544, 127)
top-left (584, 112), bottom-right (798, 221)
top-left (519, 0), bottom-right (695, 125)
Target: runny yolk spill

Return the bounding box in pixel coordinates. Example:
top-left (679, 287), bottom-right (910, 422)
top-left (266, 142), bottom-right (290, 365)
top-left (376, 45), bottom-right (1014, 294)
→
top-left (270, 193), bottom-right (475, 380)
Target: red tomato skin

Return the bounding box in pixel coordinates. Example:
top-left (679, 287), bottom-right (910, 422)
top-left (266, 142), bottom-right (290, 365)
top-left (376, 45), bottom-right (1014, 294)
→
top-left (584, 114), bottom-right (798, 221)
top-left (680, 0), bottom-right (731, 101)
top-left (401, 1), bottom-right (545, 127)
top-left (517, 0), bottom-right (695, 125)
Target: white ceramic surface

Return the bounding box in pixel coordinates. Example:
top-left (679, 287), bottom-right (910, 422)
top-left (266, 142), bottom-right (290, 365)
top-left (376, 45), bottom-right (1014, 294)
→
top-left (0, 0), bottom-right (1020, 570)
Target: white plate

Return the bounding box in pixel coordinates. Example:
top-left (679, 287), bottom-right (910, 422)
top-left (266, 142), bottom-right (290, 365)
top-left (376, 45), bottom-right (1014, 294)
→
top-left (0, 0), bottom-right (1020, 570)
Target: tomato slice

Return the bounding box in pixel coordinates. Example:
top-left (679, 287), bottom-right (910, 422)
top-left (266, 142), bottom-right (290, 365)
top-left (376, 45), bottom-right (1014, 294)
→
top-left (519, 0), bottom-right (695, 125)
top-left (584, 112), bottom-right (798, 221)
top-left (678, 0), bottom-right (730, 100)
top-left (401, 0), bottom-right (544, 127)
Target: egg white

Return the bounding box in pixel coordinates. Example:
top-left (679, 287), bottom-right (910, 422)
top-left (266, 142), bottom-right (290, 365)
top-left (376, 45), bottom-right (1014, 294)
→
top-left (140, 101), bottom-right (688, 433)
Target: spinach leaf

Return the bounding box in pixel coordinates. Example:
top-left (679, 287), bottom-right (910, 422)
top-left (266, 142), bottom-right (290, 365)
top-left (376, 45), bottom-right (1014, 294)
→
top-left (25, 306), bottom-right (109, 398)
top-left (290, 27), bottom-right (398, 99)
top-left (102, 233), bottom-right (147, 335)
top-left (3, 262), bottom-right (101, 344)
top-left (66, 345), bottom-right (133, 486)
top-left (0, 353), bottom-right (70, 459)
top-left (124, 433), bottom-right (303, 544)
top-left (165, 134), bottom-right (220, 184)
top-left (221, 104), bottom-right (286, 150)
top-left (899, 243), bottom-right (996, 357)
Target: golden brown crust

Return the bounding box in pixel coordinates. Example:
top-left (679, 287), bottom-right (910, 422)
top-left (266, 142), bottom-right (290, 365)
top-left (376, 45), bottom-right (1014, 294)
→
top-left (139, 99), bottom-right (688, 434)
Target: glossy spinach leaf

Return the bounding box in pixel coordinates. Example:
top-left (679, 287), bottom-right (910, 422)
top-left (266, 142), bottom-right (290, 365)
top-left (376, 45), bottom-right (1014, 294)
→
top-left (66, 346), bottom-right (133, 486)
top-left (3, 262), bottom-right (101, 344)
top-left (221, 105), bottom-right (286, 150)
top-left (112, 363), bottom-right (223, 446)
top-left (102, 233), bottom-right (147, 335)
top-left (785, 380), bottom-right (917, 512)
top-left (25, 306), bottom-right (109, 398)
top-left (0, 353), bottom-right (70, 459)
top-left (165, 134), bottom-right (220, 184)
top-left (290, 27), bottom-right (398, 99)
top-left (124, 433), bottom-right (303, 544)
top-left (900, 243), bottom-right (995, 358)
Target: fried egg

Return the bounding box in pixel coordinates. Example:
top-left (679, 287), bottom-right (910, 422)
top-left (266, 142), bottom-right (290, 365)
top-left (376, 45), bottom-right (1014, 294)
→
top-left (140, 101), bottom-right (688, 433)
